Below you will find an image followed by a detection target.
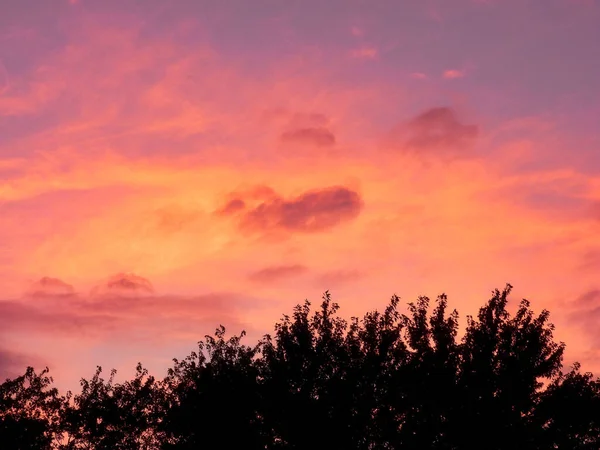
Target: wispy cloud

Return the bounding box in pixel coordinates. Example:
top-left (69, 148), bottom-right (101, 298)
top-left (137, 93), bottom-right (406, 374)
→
top-left (280, 127), bottom-right (336, 147)
top-left (384, 107), bottom-right (479, 159)
top-left (350, 26), bottom-right (364, 37)
top-left (443, 69), bottom-right (466, 79)
top-left (0, 348), bottom-right (35, 380)
top-left (249, 264), bottom-right (308, 283)
top-left (1, 274), bottom-right (250, 344)
top-left (349, 46), bottom-right (378, 59)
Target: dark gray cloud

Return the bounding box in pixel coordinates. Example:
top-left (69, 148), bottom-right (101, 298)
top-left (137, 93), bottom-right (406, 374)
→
top-left (218, 185), bottom-right (363, 234)
top-left (248, 264), bottom-right (308, 283)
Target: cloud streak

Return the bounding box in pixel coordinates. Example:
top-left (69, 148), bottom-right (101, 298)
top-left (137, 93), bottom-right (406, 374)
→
top-left (1, 274), bottom-right (251, 348)
top-left (349, 46), bottom-right (378, 59)
top-left (280, 127), bottom-right (336, 148)
top-left (249, 264), bottom-right (308, 283)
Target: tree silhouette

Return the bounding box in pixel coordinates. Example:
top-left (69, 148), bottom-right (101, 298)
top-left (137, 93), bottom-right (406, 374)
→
top-left (59, 363), bottom-right (160, 449)
top-left (0, 367), bottom-right (64, 449)
top-left (0, 285), bottom-right (598, 449)
top-left (158, 326), bottom-right (267, 449)
top-left (535, 363), bottom-right (600, 449)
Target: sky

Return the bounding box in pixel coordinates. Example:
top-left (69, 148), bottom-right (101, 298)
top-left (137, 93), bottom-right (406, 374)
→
top-left (1, 0), bottom-right (600, 390)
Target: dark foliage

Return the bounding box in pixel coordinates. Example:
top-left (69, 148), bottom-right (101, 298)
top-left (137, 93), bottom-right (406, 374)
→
top-left (0, 367), bottom-right (64, 449)
top-left (1, 285), bottom-right (598, 449)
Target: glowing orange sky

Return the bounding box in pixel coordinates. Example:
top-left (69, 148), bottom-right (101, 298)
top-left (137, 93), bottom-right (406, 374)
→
top-left (1, 0), bottom-right (600, 389)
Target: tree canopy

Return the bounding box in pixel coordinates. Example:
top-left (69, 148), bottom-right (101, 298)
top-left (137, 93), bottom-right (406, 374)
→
top-left (1, 285), bottom-right (599, 449)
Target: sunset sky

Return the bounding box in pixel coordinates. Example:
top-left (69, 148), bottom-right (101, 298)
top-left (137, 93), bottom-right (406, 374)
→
top-left (1, 0), bottom-right (600, 390)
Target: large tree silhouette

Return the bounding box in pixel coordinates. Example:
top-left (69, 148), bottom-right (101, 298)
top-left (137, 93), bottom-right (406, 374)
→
top-left (1, 285), bottom-right (598, 449)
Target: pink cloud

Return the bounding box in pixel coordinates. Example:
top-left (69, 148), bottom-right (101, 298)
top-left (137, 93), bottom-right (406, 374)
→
top-left (218, 185), bottom-right (364, 235)
top-left (314, 269), bottom-right (364, 288)
top-left (0, 299), bottom-right (117, 337)
top-left (1, 273), bottom-right (252, 345)
top-left (0, 347), bottom-right (36, 380)
top-left (280, 127), bottom-right (336, 147)
top-left (411, 72), bottom-right (428, 80)
top-left (248, 264), bottom-right (308, 283)
top-left (443, 69), bottom-right (466, 79)
top-left (26, 277), bottom-right (76, 298)
top-left (385, 107), bottom-right (479, 158)
top-left (0, 61), bottom-right (8, 96)
top-left (568, 290), bottom-right (600, 348)
top-left (427, 5), bottom-right (443, 23)
top-left (350, 26), bottom-right (364, 37)
top-left (91, 273), bottom-right (155, 298)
